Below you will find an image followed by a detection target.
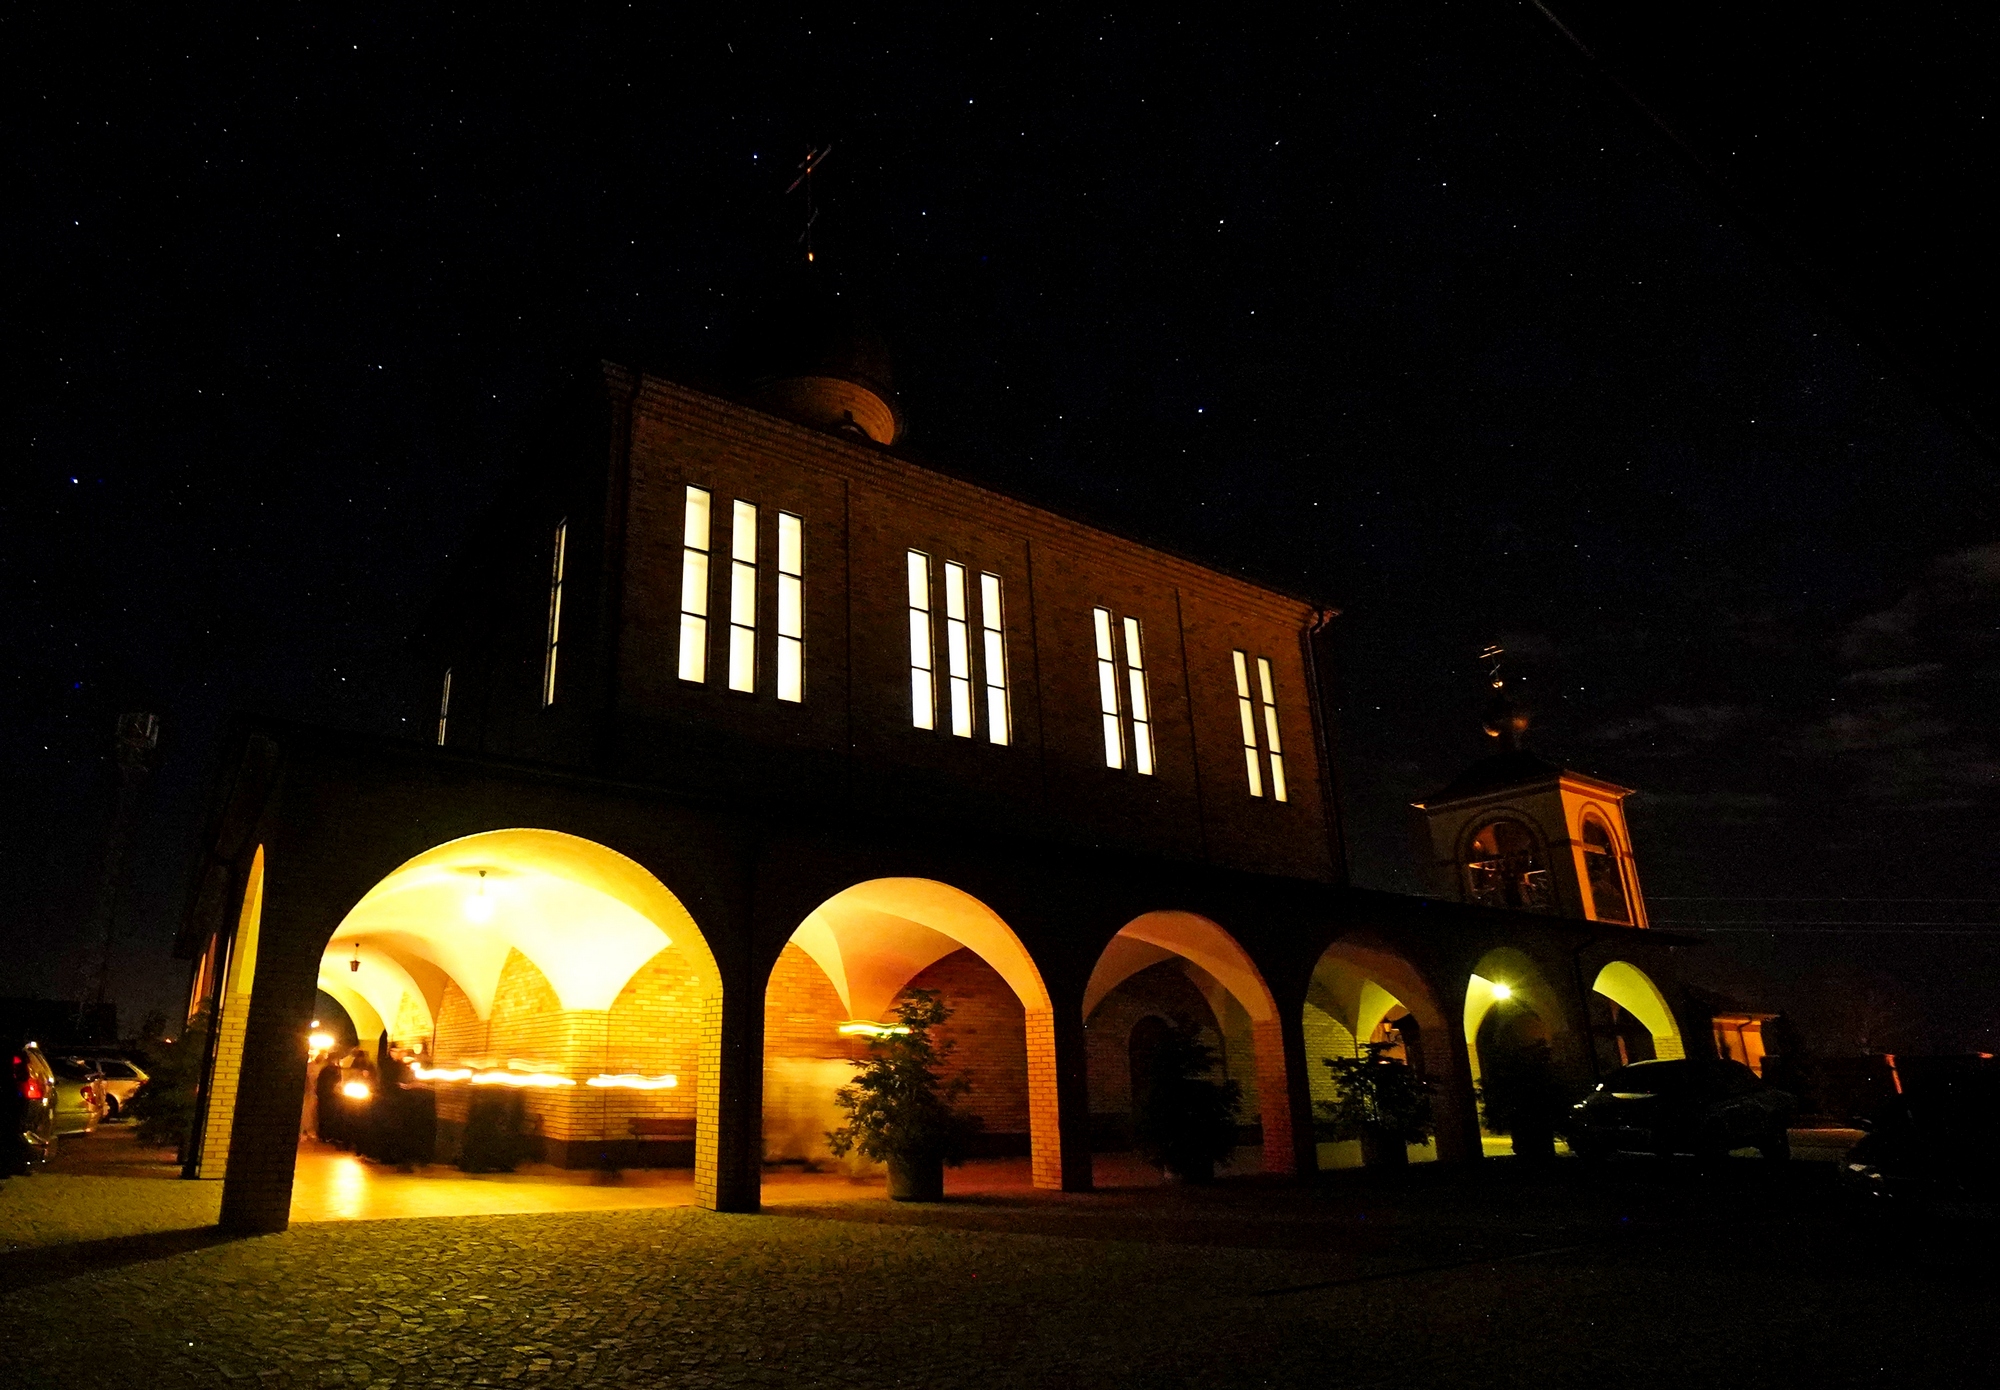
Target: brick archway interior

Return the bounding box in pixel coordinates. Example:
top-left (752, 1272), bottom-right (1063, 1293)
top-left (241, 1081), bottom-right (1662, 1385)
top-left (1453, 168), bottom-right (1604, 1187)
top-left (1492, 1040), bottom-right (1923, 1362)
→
top-left (1304, 941), bottom-right (1453, 1170)
top-left (761, 878), bottom-right (1064, 1190)
top-left (1082, 912), bottom-right (1293, 1175)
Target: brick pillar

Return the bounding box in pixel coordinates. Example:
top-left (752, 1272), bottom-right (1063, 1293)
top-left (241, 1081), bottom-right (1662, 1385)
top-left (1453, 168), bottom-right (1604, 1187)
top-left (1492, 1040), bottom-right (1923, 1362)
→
top-left (218, 894), bottom-right (322, 1234)
top-left (1251, 1017), bottom-right (1298, 1176)
top-left (698, 974), bottom-right (761, 1212)
top-left (1427, 1015), bottom-right (1481, 1165)
top-left (1024, 1007), bottom-right (1064, 1189)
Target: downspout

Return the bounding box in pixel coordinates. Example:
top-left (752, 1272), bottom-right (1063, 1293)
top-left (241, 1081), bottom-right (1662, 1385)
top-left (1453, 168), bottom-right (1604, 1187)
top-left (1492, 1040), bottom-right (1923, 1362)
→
top-left (1300, 607), bottom-right (1347, 883)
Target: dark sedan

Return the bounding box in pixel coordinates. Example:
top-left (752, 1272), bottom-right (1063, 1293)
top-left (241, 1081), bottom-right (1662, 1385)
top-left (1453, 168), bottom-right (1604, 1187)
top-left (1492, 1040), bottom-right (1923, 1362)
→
top-left (1566, 1058), bottom-right (1795, 1161)
top-left (1840, 1061), bottom-right (2000, 1210)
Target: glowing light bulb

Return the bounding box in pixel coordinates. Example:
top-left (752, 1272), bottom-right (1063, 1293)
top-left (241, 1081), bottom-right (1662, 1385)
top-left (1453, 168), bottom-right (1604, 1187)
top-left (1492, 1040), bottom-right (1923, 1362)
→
top-left (308, 1031), bottom-right (335, 1054)
top-left (464, 869), bottom-right (494, 923)
top-left (1490, 982), bottom-right (1513, 1001)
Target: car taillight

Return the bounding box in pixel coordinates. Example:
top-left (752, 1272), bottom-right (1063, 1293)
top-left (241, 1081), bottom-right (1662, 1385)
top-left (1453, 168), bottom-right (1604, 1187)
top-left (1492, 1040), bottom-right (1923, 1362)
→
top-left (20, 1077), bottom-right (46, 1101)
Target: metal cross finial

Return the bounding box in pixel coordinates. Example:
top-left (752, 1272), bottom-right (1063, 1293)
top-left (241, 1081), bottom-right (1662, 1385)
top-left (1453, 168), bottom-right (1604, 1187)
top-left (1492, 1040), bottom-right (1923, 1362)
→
top-left (787, 144), bottom-right (834, 264)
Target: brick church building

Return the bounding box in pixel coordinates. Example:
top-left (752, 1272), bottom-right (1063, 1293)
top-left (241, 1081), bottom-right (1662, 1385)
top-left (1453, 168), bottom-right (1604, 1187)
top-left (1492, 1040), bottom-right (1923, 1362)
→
top-left (178, 300), bottom-right (1702, 1233)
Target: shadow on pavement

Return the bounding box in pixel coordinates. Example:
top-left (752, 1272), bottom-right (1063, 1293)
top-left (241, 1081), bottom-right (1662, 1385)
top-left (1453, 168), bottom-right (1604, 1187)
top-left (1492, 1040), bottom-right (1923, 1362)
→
top-left (0, 1225), bottom-right (246, 1294)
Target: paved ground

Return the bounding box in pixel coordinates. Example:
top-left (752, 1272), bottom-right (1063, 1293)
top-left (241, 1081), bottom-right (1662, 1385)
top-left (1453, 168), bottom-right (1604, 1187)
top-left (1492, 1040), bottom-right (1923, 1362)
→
top-left (3, 1135), bottom-right (1989, 1388)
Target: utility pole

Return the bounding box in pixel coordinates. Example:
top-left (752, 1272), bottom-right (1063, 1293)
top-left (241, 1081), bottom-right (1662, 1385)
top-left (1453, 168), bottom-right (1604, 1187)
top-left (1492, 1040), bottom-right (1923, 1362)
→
top-left (86, 712), bottom-right (160, 1039)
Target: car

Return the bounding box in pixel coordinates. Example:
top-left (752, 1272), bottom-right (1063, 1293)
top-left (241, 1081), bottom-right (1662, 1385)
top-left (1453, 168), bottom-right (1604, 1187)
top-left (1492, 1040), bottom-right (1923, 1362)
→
top-left (46, 1056), bottom-right (106, 1137)
top-left (1565, 1058), bottom-right (1796, 1161)
top-left (1839, 1061), bottom-right (2000, 1209)
top-left (66, 1056), bottom-right (148, 1119)
top-left (5, 1036), bottom-right (59, 1173)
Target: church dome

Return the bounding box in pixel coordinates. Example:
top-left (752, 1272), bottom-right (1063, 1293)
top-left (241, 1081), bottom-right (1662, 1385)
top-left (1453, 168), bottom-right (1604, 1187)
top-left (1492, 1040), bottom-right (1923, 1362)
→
top-left (740, 277), bottom-right (900, 445)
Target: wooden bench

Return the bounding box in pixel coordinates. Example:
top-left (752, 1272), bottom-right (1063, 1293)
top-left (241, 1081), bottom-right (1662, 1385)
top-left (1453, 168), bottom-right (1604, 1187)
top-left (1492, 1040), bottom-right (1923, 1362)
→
top-left (627, 1116), bottom-right (697, 1141)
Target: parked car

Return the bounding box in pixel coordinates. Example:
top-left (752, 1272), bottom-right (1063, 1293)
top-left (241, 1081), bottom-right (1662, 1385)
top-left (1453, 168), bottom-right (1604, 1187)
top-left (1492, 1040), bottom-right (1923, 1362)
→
top-left (66, 1056), bottom-right (148, 1119)
top-left (1565, 1058), bottom-right (1796, 1160)
top-left (47, 1056), bottom-right (106, 1137)
top-left (5, 1036), bottom-right (59, 1172)
top-left (1839, 1062), bottom-right (2000, 1208)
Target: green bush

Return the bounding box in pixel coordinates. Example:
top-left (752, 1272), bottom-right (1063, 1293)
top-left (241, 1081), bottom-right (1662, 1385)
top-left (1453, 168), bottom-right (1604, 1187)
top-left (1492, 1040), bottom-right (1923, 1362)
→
top-left (1318, 1042), bottom-right (1434, 1146)
top-left (827, 990), bottom-right (981, 1167)
top-left (1132, 1022), bottom-right (1241, 1182)
top-left (127, 1009), bottom-right (210, 1155)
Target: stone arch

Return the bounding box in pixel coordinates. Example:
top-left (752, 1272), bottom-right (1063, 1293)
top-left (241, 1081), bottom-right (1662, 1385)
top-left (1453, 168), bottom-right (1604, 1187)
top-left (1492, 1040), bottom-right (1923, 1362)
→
top-left (1304, 935), bottom-right (1463, 1167)
top-left (307, 829), bottom-right (727, 1202)
top-left (1591, 960), bottom-right (1685, 1063)
top-left (1083, 911), bottom-right (1292, 1174)
top-left (762, 878), bottom-right (1063, 1191)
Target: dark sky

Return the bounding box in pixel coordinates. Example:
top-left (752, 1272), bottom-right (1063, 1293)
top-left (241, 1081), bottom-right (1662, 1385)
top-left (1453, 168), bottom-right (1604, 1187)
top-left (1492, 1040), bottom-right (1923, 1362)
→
top-left (7, 5), bottom-right (1996, 1054)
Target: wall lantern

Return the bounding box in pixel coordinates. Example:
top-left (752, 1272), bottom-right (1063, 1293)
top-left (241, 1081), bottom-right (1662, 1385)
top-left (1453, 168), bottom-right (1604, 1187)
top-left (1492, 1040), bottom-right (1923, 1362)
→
top-left (1489, 982), bottom-right (1513, 1001)
top-left (463, 869), bottom-right (495, 923)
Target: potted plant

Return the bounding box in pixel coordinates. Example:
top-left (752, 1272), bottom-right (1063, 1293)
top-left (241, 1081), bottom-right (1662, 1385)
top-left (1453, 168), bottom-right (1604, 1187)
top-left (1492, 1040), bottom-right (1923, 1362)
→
top-left (1476, 1038), bottom-right (1567, 1159)
top-left (1131, 1021), bottom-right (1242, 1183)
top-left (827, 989), bottom-right (981, 1201)
top-left (1318, 1042), bottom-right (1434, 1168)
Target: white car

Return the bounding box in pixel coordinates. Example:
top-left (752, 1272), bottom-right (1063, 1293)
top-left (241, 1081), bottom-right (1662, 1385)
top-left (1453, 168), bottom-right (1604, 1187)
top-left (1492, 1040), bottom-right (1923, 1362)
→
top-left (79, 1058), bottom-right (149, 1119)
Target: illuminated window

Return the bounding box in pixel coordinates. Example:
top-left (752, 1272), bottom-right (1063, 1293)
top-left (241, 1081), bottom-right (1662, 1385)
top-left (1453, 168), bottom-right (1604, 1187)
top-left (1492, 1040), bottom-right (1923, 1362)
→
top-left (541, 519), bottom-right (566, 707)
top-left (436, 669), bottom-right (452, 746)
top-left (1257, 656), bottom-right (1287, 802)
top-left (1231, 651), bottom-right (1287, 801)
top-left (1094, 607), bottom-right (1124, 769)
top-left (943, 562), bottom-right (975, 737)
top-left (1581, 816), bottom-right (1631, 923)
top-left (677, 486), bottom-right (710, 683)
top-left (1232, 650), bottom-right (1263, 797)
top-left (775, 511), bottom-right (804, 703)
top-left (728, 499), bottom-right (757, 692)
top-left (907, 550), bottom-right (935, 729)
top-left (980, 572), bottom-right (1010, 745)
top-left (1123, 617), bottom-right (1154, 775)
top-left (1465, 818), bottom-right (1553, 912)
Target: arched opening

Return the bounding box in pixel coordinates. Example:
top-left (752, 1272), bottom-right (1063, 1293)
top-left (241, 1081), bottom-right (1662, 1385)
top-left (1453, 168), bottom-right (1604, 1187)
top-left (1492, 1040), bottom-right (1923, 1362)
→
top-left (760, 878), bottom-right (1061, 1197)
top-left (1083, 911), bottom-right (1292, 1178)
top-left (1579, 815), bottom-right (1633, 924)
top-left (1464, 948), bottom-right (1570, 1156)
top-left (1590, 960), bottom-right (1685, 1068)
top-left (1303, 938), bottom-right (1453, 1168)
top-left (1463, 818), bottom-right (1554, 912)
top-left (292, 829), bottom-right (724, 1219)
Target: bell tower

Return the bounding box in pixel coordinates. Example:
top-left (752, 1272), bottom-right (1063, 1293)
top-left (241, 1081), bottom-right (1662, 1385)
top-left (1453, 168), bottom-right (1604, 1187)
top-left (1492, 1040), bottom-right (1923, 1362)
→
top-left (1410, 649), bottom-right (1647, 926)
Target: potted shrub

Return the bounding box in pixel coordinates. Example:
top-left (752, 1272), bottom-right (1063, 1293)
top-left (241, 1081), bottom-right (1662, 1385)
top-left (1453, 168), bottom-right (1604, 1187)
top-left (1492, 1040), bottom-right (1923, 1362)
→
top-left (1131, 1021), bottom-right (1242, 1183)
top-left (1477, 1038), bottom-right (1568, 1159)
top-left (1318, 1042), bottom-right (1434, 1168)
top-left (827, 989), bottom-right (980, 1201)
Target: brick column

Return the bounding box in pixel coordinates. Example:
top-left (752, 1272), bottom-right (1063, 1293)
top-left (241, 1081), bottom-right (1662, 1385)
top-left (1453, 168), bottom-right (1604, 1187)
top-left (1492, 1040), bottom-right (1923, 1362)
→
top-left (1251, 1017), bottom-right (1298, 1175)
top-left (698, 972), bottom-right (762, 1212)
top-left (1427, 1017), bottom-right (1481, 1165)
top-left (218, 894), bottom-right (322, 1234)
top-left (1024, 1007), bottom-right (1064, 1189)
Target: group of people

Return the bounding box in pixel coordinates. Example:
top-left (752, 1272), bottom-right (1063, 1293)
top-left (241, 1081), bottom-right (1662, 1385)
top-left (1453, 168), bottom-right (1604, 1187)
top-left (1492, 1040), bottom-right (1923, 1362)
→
top-left (310, 1031), bottom-right (436, 1169)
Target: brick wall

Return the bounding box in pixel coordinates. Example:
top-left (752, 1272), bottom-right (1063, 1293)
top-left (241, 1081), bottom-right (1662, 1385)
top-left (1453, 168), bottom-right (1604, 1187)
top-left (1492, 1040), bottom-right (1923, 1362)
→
top-left (427, 944), bottom-right (703, 1149)
top-left (1084, 961), bottom-right (1226, 1117)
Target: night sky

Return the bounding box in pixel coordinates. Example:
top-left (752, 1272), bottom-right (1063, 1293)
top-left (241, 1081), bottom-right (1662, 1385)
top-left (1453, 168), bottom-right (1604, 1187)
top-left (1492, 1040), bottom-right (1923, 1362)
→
top-left (8, 6), bottom-right (1996, 1053)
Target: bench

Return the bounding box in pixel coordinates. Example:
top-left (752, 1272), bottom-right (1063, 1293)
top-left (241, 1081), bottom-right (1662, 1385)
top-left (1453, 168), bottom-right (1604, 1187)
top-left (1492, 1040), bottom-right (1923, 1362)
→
top-left (627, 1116), bottom-right (697, 1141)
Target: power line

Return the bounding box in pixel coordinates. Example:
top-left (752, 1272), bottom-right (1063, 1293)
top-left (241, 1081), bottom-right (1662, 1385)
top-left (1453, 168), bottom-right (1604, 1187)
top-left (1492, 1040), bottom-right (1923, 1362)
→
top-left (1652, 896), bottom-right (2000, 904)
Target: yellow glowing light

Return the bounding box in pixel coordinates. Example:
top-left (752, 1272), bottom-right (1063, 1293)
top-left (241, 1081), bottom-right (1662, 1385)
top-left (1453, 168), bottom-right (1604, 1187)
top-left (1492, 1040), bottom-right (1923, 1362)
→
top-left (307, 1031), bottom-right (336, 1054)
top-left (585, 1073), bottom-right (679, 1090)
top-left (1489, 982), bottom-right (1513, 1001)
top-left (469, 1070), bottom-right (575, 1088)
top-left (410, 1064), bottom-right (474, 1082)
top-left (340, 1080), bottom-right (373, 1101)
top-left (463, 869), bottom-right (495, 923)
top-left (837, 1021), bottom-right (912, 1038)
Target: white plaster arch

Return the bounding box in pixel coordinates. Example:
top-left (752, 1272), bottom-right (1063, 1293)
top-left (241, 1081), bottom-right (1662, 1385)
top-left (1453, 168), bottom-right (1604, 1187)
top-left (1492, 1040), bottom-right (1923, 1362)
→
top-left (1083, 911), bottom-right (1276, 1022)
top-left (1592, 960), bottom-right (1686, 1061)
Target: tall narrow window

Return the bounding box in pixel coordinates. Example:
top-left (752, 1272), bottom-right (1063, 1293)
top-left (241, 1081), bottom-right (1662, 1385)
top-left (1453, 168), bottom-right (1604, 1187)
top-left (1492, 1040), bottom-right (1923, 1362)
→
top-left (943, 562), bottom-right (975, 737)
top-left (727, 499), bottom-right (757, 692)
top-left (436, 669), bottom-right (452, 746)
top-left (907, 550), bottom-right (935, 729)
top-left (980, 573), bottom-right (1010, 746)
top-left (678, 486), bottom-right (711, 683)
top-left (1122, 617), bottom-right (1154, 776)
top-left (1257, 657), bottom-right (1287, 802)
top-left (1233, 650), bottom-right (1264, 797)
top-left (541, 519), bottom-right (566, 707)
top-left (775, 511), bottom-right (804, 702)
top-left (1094, 607), bottom-right (1124, 769)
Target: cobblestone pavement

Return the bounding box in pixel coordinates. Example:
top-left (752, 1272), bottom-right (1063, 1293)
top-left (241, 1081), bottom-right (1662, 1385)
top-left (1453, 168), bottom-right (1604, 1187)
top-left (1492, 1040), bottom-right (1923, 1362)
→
top-left (2, 1160), bottom-right (1992, 1388)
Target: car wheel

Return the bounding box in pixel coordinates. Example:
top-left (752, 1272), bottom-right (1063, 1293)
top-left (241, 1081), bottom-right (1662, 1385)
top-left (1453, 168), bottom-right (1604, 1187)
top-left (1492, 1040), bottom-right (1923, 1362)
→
top-left (1759, 1129), bottom-right (1791, 1162)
